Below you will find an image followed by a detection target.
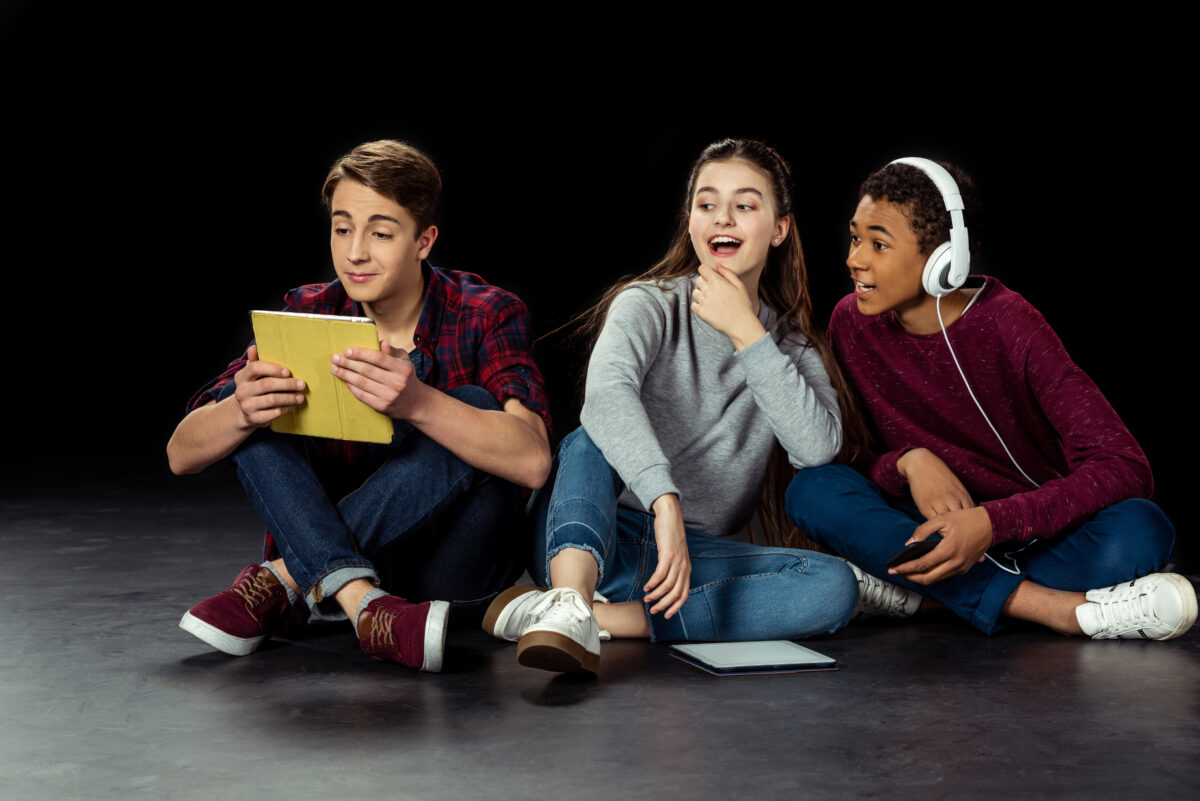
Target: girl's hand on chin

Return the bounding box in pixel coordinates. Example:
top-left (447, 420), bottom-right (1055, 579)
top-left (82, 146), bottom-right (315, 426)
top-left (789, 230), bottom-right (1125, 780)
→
top-left (691, 264), bottom-right (767, 351)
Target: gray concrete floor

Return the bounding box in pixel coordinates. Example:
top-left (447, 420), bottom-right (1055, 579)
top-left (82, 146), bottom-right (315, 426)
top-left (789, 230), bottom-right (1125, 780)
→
top-left (3, 469), bottom-right (1198, 800)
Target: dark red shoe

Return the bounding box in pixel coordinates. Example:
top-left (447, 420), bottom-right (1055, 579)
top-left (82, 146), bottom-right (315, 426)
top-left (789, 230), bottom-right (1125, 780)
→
top-left (179, 564), bottom-right (292, 656)
top-left (357, 595), bottom-right (450, 672)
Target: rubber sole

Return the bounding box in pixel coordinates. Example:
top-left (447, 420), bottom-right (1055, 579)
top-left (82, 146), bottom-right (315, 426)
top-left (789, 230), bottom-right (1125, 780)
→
top-left (517, 629), bottom-right (599, 674)
top-left (421, 601), bottom-right (451, 672)
top-left (1154, 573), bottom-right (1198, 641)
top-left (482, 584), bottom-right (542, 641)
top-left (179, 611), bottom-right (264, 656)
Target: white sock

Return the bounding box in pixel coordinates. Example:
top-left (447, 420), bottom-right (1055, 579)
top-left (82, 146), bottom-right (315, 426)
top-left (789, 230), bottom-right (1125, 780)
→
top-left (261, 561), bottom-right (299, 606)
top-left (355, 588), bottom-right (388, 637)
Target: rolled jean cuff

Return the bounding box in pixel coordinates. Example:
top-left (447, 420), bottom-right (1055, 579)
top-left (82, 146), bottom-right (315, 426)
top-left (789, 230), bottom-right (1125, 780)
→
top-left (971, 566), bottom-right (1026, 635)
top-left (304, 565), bottom-right (379, 611)
top-left (542, 542), bottom-right (605, 586)
top-left (545, 497), bottom-right (613, 582)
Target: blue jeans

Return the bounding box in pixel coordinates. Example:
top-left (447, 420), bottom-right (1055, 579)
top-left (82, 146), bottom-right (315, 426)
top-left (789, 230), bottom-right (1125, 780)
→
top-left (529, 428), bottom-right (858, 642)
top-left (224, 382), bottom-right (523, 620)
top-left (785, 464), bottom-right (1176, 634)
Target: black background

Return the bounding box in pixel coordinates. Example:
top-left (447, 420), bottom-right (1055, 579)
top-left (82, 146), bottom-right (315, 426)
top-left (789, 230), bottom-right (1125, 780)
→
top-left (2, 7), bottom-right (1189, 567)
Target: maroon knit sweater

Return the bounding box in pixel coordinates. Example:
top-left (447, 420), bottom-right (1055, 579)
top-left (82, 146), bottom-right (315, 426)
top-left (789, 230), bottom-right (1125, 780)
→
top-left (829, 276), bottom-right (1153, 544)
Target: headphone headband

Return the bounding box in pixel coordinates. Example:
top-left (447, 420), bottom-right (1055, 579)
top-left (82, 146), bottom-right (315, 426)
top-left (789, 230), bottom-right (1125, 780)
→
top-left (888, 157), bottom-right (970, 296)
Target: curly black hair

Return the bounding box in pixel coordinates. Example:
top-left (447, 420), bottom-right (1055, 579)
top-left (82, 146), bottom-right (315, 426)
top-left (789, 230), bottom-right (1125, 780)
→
top-left (858, 161), bottom-right (982, 260)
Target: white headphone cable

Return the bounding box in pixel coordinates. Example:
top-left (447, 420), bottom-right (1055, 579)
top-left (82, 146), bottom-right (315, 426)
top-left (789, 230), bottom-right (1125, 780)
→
top-left (936, 293), bottom-right (1040, 576)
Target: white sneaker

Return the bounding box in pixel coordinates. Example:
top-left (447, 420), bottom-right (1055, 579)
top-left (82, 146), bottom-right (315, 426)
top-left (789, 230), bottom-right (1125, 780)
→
top-left (846, 561), bottom-right (922, 619)
top-left (1077, 573), bottom-right (1198, 641)
top-left (516, 587), bottom-right (601, 674)
top-left (482, 585), bottom-right (546, 642)
top-left (484, 585), bottom-right (612, 643)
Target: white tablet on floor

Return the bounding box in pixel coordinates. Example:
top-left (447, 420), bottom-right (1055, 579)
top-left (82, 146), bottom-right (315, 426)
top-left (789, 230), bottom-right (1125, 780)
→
top-left (671, 640), bottom-right (838, 675)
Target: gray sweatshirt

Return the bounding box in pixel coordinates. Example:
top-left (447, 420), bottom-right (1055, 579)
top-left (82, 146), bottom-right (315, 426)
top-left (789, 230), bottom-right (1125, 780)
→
top-left (580, 276), bottom-right (842, 538)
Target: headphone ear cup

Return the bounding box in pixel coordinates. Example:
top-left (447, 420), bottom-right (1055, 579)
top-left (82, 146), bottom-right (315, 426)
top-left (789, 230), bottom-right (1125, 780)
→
top-left (922, 241), bottom-right (958, 296)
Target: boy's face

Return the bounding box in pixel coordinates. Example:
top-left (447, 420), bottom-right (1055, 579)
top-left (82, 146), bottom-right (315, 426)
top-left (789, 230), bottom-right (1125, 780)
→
top-left (329, 179), bottom-right (435, 314)
top-left (846, 195), bottom-right (928, 320)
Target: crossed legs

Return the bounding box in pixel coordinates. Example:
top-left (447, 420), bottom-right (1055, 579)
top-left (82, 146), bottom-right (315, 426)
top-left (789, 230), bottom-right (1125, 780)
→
top-left (785, 464), bottom-right (1188, 638)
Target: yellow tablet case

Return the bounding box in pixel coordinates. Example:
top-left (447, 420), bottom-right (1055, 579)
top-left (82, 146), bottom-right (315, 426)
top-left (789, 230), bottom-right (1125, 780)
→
top-left (250, 310), bottom-right (394, 444)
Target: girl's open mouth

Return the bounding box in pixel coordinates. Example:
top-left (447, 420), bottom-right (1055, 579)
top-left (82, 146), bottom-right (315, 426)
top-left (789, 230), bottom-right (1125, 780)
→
top-left (708, 235), bottom-right (742, 256)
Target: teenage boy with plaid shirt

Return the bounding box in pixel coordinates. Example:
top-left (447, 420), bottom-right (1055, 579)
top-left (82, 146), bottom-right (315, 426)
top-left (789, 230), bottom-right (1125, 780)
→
top-left (169, 141), bottom-right (552, 672)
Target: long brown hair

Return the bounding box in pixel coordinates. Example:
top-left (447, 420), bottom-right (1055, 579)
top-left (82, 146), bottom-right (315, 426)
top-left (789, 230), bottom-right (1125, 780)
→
top-left (568, 138), bottom-right (866, 547)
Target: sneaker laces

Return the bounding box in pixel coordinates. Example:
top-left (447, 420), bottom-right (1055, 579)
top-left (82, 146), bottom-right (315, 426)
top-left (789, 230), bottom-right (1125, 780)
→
top-left (1094, 590), bottom-right (1156, 630)
top-left (367, 604), bottom-right (400, 657)
top-left (855, 571), bottom-right (910, 618)
top-left (857, 576), bottom-right (893, 613)
top-left (527, 588), bottom-right (591, 623)
top-left (231, 571), bottom-right (276, 618)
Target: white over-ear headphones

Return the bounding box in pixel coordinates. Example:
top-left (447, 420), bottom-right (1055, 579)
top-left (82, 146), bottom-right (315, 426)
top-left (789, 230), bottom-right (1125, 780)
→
top-left (889, 157), bottom-right (969, 297)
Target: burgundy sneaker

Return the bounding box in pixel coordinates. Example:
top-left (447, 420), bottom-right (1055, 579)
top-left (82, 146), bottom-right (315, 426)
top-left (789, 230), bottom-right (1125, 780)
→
top-left (179, 564), bottom-right (292, 656)
top-left (357, 595), bottom-right (450, 672)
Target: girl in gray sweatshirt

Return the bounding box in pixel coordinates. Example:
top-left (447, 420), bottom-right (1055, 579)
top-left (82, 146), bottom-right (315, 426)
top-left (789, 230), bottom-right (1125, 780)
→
top-left (483, 139), bottom-right (860, 675)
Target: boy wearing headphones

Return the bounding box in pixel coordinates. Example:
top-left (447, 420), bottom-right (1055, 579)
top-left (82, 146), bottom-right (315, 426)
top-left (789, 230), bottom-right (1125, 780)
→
top-left (787, 159), bottom-right (1196, 640)
top-left (168, 140), bottom-right (552, 671)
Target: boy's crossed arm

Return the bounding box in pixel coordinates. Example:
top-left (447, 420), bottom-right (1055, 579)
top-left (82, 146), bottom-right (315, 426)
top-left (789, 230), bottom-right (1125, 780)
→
top-left (332, 343), bottom-right (550, 490)
top-left (169, 342), bottom-right (551, 491)
top-left (167, 345), bottom-right (304, 475)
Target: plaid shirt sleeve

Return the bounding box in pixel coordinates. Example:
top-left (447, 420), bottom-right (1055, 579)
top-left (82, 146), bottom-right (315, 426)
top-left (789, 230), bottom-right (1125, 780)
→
top-left (470, 294), bottom-right (552, 433)
top-left (422, 268), bottom-right (551, 433)
top-left (187, 354), bottom-right (247, 413)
